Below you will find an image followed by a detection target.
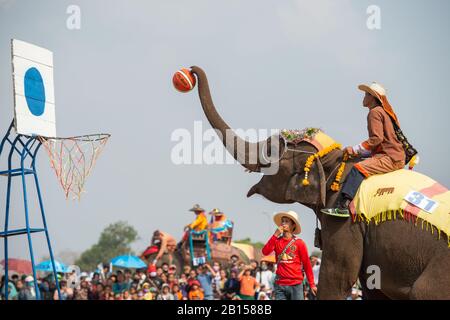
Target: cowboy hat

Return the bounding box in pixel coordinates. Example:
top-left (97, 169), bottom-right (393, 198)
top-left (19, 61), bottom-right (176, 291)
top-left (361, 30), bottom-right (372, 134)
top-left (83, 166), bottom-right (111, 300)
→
top-left (209, 208), bottom-right (224, 215)
top-left (358, 82), bottom-right (400, 126)
top-left (189, 204), bottom-right (205, 212)
top-left (358, 82), bottom-right (386, 101)
top-left (273, 210), bottom-right (301, 234)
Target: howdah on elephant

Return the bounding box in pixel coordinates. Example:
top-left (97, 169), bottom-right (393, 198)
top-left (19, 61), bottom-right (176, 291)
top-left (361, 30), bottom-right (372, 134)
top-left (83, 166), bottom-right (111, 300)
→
top-left (185, 66), bottom-right (450, 300)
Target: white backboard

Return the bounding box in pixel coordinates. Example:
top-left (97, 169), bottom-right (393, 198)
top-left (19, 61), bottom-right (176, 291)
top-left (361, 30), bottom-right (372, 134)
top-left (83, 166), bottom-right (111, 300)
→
top-left (11, 39), bottom-right (56, 137)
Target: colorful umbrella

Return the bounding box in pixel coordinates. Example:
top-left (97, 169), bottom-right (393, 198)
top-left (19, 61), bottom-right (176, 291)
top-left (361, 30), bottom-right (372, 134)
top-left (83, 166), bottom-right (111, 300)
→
top-left (35, 260), bottom-right (69, 273)
top-left (0, 258), bottom-right (32, 274)
top-left (111, 255), bottom-right (147, 269)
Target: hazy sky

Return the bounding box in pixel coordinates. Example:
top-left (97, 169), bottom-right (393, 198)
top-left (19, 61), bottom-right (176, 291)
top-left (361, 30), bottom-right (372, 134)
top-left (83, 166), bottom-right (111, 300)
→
top-left (0, 0), bottom-right (449, 264)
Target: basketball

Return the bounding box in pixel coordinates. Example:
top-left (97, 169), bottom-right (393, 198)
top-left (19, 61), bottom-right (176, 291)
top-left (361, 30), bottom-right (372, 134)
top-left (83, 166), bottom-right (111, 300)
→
top-left (173, 68), bottom-right (196, 92)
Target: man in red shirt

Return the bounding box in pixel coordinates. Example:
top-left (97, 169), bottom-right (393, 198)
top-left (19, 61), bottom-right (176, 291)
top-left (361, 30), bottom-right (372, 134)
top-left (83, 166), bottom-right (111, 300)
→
top-left (262, 210), bottom-right (317, 300)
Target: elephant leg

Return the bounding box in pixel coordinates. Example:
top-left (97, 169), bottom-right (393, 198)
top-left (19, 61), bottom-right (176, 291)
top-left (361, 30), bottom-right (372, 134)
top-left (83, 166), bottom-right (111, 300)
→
top-left (317, 252), bottom-right (362, 299)
top-left (317, 218), bottom-right (365, 299)
top-left (409, 255), bottom-right (450, 300)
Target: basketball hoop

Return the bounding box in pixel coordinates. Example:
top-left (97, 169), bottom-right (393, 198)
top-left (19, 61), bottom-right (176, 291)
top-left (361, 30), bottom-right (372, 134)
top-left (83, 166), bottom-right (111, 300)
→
top-left (38, 133), bottom-right (111, 200)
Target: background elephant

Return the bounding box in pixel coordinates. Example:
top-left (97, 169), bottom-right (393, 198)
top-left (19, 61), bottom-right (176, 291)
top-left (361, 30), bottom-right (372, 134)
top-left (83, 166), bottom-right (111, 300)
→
top-left (142, 230), bottom-right (253, 276)
top-left (188, 66), bottom-right (450, 300)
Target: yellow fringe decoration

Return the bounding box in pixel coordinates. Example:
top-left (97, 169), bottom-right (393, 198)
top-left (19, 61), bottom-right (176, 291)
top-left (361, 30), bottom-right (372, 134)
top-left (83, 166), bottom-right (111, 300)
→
top-left (353, 209), bottom-right (450, 248)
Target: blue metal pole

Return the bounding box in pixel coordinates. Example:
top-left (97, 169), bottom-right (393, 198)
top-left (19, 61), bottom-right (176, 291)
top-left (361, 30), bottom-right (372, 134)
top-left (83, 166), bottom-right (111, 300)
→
top-left (0, 121), bottom-right (13, 156)
top-left (3, 135), bottom-right (20, 300)
top-left (3, 169), bottom-right (13, 300)
top-left (20, 137), bottom-right (40, 300)
top-left (32, 141), bottom-right (61, 300)
top-left (3, 154), bottom-right (13, 300)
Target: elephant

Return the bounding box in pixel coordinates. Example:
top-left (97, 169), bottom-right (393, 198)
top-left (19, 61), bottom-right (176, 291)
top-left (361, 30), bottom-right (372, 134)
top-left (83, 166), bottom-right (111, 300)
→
top-left (187, 66), bottom-right (450, 300)
top-left (141, 230), bottom-right (253, 276)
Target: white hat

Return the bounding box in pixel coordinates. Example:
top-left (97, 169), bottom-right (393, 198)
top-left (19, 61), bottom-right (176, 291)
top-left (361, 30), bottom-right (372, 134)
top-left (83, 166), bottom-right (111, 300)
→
top-left (273, 210), bottom-right (301, 234)
top-left (80, 272), bottom-right (88, 278)
top-left (25, 276), bottom-right (34, 282)
top-left (358, 82), bottom-right (386, 100)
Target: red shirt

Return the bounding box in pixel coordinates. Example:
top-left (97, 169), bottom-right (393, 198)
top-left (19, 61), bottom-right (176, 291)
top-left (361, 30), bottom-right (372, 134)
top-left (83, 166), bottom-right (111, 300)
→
top-left (262, 235), bottom-right (316, 287)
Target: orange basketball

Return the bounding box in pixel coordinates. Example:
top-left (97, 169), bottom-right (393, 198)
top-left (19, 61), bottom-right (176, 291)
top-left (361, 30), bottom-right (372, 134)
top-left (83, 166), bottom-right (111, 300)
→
top-left (173, 68), bottom-right (196, 92)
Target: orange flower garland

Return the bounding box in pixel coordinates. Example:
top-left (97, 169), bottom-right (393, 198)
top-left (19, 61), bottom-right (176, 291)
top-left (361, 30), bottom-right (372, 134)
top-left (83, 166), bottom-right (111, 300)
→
top-left (331, 153), bottom-right (349, 191)
top-left (302, 143), bottom-right (342, 186)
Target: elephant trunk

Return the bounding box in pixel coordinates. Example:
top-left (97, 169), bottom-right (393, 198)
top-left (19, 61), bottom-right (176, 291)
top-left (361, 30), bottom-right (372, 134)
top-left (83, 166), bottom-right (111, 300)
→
top-left (191, 66), bottom-right (265, 172)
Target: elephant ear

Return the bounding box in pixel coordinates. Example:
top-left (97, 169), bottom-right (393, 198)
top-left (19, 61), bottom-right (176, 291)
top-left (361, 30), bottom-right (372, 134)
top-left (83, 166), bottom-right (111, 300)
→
top-left (285, 160), bottom-right (327, 207)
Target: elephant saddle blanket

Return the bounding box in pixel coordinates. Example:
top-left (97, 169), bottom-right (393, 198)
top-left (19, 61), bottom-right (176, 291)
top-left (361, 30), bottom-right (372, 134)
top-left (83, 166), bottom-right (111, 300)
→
top-left (349, 169), bottom-right (450, 246)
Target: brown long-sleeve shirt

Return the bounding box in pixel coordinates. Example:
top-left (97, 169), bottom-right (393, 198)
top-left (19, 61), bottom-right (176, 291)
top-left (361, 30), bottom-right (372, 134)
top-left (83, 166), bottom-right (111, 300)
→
top-left (361, 106), bottom-right (405, 162)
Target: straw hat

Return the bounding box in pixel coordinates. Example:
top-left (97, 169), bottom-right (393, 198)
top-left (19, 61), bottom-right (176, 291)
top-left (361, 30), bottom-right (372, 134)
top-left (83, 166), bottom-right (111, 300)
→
top-left (358, 82), bottom-right (386, 101)
top-left (358, 82), bottom-right (400, 127)
top-left (209, 208), bottom-right (224, 215)
top-left (189, 204), bottom-right (205, 212)
top-left (273, 210), bottom-right (301, 234)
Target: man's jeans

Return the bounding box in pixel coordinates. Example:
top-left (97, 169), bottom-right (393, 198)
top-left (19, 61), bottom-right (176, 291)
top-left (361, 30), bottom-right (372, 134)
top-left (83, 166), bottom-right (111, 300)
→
top-left (274, 283), bottom-right (304, 300)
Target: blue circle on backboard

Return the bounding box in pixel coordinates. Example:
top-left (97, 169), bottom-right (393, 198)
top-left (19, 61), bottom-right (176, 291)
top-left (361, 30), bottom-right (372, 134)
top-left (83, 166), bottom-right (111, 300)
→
top-left (24, 67), bottom-right (46, 116)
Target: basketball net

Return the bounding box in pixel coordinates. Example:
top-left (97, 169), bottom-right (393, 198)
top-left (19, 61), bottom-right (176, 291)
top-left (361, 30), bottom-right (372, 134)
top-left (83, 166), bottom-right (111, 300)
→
top-left (39, 134), bottom-right (110, 200)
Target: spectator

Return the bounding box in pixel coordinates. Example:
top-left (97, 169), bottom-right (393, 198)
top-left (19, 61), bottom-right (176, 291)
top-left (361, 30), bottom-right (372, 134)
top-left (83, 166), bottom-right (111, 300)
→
top-left (157, 284), bottom-right (174, 300)
top-left (307, 254), bottom-right (321, 300)
top-left (183, 265), bottom-right (191, 277)
top-left (188, 280), bottom-right (204, 300)
top-left (223, 270), bottom-right (240, 300)
top-left (238, 266), bottom-right (259, 300)
top-left (103, 285), bottom-right (112, 300)
top-left (196, 264), bottom-right (216, 300)
top-left (11, 274), bottom-right (20, 286)
top-left (218, 269), bottom-right (228, 293)
top-left (167, 273), bottom-right (177, 289)
top-left (347, 287), bottom-right (362, 300)
top-left (149, 268), bottom-right (163, 289)
top-left (249, 260), bottom-right (259, 277)
top-left (186, 269), bottom-right (198, 291)
top-left (142, 283), bottom-right (154, 300)
top-left (0, 276), bottom-right (18, 300)
top-left (18, 276), bottom-right (36, 300)
top-left (74, 281), bottom-right (89, 300)
top-left (178, 273), bottom-right (189, 297)
top-left (112, 273), bottom-right (127, 294)
top-left (91, 272), bottom-right (101, 285)
top-left (123, 290), bottom-right (132, 300)
top-left (161, 263), bottom-right (170, 275)
top-left (168, 264), bottom-right (177, 276)
top-left (212, 262), bottom-right (222, 287)
top-left (257, 291), bottom-right (270, 300)
top-left (212, 282), bottom-right (221, 300)
top-left (39, 279), bottom-right (52, 300)
top-left (255, 261), bottom-right (274, 294)
top-left (90, 282), bottom-right (103, 300)
top-left (100, 263), bottom-right (111, 283)
top-left (160, 273), bottom-right (168, 287)
top-left (172, 283), bottom-right (183, 300)
top-left (123, 269), bottom-right (133, 290)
